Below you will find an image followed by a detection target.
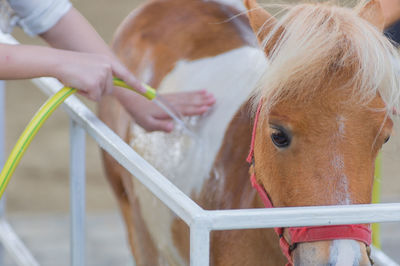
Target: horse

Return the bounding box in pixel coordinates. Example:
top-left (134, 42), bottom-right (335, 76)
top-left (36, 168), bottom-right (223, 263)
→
top-left (99, 0), bottom-right (400, 265)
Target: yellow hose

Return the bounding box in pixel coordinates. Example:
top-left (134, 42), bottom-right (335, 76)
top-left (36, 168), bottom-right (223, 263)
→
top-left (0, 87), bottom-right (76, 198)
top-left (113, 78), bottom-right (156, 100)
top-left (0, 79), bottom-right (156, 199)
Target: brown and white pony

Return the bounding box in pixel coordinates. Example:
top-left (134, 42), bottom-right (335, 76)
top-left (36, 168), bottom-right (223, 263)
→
top-left (99, 0), bottom-right (400, 265)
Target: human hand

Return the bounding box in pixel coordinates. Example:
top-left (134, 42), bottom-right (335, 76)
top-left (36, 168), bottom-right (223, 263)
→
top-left (114, 87), bottom-right (216, 132)
top-left (53, 51), bottom-right (145, 102)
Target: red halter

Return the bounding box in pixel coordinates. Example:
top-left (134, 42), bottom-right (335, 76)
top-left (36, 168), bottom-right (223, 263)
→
top-left (247, 100), bottom-right (371, 266)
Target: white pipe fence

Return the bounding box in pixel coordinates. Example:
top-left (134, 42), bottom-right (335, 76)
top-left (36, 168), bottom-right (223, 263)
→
top-left (0, 32), bottom-right (399, 266)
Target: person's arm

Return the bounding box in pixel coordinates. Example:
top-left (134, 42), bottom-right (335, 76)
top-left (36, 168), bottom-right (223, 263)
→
top-left (39, 7), bottom-right (145, 98)
top-left (0, 44), bottom-right (64, 79)
top-left (40, 7), bottom-right (215, 132)
top-left (0, 43), bottom-right (118, 101)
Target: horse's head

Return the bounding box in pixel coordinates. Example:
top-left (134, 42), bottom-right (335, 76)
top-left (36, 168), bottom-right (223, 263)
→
top-left (245, 0), bottom-right (400, 264)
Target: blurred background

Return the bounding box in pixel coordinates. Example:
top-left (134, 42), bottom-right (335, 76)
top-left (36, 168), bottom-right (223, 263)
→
top-left (2, 0), bottom-right (400, 265)
top-left (4, 1), bottom-right (141, 265)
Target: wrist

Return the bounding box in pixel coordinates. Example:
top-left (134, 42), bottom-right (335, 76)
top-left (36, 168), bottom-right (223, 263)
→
top-left (42, 48), bottom-right (71, 80)
top-left (113, 85), bottom-right (141, 102)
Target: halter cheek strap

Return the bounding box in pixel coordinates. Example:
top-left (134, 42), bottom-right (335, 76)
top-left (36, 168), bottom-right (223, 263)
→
top-left (247, 100), bottom-right (372, 266)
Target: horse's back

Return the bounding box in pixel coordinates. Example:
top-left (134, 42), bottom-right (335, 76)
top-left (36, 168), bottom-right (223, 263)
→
top-left (100, 0), bottom-right (267, 265)
top-left (112, 0), bottom-right (258, 86)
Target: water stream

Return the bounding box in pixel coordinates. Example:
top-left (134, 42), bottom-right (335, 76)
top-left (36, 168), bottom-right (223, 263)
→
top-left (153, 96), bottom-right (196, 137)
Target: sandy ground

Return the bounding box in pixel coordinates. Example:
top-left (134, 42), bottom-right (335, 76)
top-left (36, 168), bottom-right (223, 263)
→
top-left (1, 0), bottom-right (399, 264)
top-left (3, 213), bottom-right (133, 266)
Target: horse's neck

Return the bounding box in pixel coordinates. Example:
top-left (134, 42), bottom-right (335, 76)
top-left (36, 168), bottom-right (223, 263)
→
top-left (194, 103), bottom-right (259, 210)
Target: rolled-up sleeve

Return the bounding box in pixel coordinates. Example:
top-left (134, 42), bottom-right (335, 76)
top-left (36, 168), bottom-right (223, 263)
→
top-left (8, 0), bottom-right (72, 36)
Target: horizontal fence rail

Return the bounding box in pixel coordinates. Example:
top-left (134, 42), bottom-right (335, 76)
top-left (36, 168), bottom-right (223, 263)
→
top-left (33, 76), bottom-right (203, 226)
top-left (206, 203), bottom-right (400, 230)
top-left (0, 31), bottom-right (399, 266)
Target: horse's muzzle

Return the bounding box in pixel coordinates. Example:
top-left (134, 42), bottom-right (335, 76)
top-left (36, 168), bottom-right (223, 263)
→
top-left (292, 239), bottom-right (373, 266)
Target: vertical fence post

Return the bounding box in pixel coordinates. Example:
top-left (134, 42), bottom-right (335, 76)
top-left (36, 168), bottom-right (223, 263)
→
top-left (190, 222), bottom-right (210, 266)
top-left (70, 119), bottom-right (86, 266)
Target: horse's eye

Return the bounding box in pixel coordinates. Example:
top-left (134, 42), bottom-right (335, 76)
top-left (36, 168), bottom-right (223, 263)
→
top-left (270, 127), bottom-right (291, 148)
top-left (384, 136), bottom-right (390, 144)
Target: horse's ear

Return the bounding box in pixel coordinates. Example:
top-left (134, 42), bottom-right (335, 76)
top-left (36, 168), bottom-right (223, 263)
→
top-left (357, 0), bottom-right (385, 31)
top-left (244, 0), bottom-right (277, 46)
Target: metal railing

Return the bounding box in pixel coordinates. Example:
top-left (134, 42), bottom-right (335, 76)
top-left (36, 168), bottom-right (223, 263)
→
top-left (0, 32), bottom-right (399, 266)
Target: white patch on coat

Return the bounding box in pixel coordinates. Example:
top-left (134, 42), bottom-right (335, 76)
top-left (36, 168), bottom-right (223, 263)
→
top-left (337, 115), bottom-right (346, 137)
top-left (329, 115), bottom-right (351, 205)
top-left (331, 154), bottom-right (344, 171)
top-left (338, 173), bottom-right (351, 205)
top-left (329, 240), bottom-right (361, 265)
top-left (330, 154), bottom-right (350, 204)
top-left (129, 46), bottom-right (267, 265)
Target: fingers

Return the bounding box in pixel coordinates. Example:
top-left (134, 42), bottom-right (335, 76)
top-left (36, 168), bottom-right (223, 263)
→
top-left (76, 78), bottom-right (102, 101)
top-left (112, 60), bottom-right (146, 94)
top-left (74, 53), bottom-right (144, 100)
top-left (55, 52), bottom-right (134, 102)
top-left (153, 90), bottom-right (216, 118)
top-left (165, 90), bottom-right (215, 108)
top-left (192, 90), bottom-right (216, 107)
top-left (77, 90), bottom-right (98, 102)
top-left (84, 62), bottom-right (113, 101)
top-left (142, 117), bottom-right (174, 132)
top-left (105, 65), bottom-right (114, 95)
top-left (177, 105), bottom-right (210, 116)
top-left (118, 88), bottom-right (215, 133)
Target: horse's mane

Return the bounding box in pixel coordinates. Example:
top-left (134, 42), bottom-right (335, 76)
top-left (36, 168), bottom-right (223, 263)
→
top-left (252, 1), bottom-right (400, 117)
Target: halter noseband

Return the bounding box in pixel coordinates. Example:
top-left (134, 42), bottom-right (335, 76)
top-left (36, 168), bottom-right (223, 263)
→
top-left (247, 100), bottom-right (372, 266)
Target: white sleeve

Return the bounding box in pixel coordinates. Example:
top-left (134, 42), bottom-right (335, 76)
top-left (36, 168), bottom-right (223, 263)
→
top-left (7, 0), bottom-right (72, 36)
